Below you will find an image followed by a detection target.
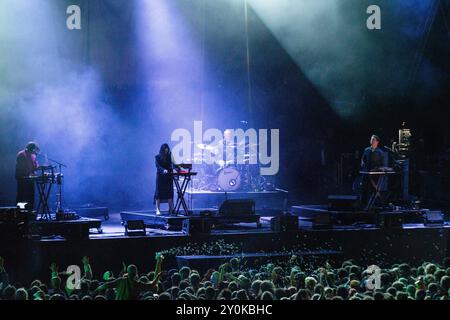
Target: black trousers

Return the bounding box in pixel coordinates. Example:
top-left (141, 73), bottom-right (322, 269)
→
top-left (16, 179), bottom-right (35, 210)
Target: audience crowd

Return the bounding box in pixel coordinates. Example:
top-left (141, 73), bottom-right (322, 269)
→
top-left (2, 254), bottom-right (450, 300)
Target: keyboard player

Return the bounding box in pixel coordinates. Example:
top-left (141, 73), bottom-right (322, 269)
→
top-left (360, 135), bottom-right (388, 206)
top-left (15, 141), bottom-right (40, 210)
top-left (154, 143), bottom-right (177, 215)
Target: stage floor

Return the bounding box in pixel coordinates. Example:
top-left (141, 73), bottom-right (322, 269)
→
top-left (2, 207), bottom-right (450, 284)
top-left (62, 210), bottom-right (450, 239)
top-left (89, 212), bottom-right (271, 238)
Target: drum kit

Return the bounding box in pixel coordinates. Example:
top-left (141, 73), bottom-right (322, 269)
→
top-left (190, 141), bottom-right (270, 192)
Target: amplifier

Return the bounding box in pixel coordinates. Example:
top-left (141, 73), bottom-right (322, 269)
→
top-left (424, 210), bottom-right (444, 226)
top-left (271, 215), bottom-right (299, 232)
top-left (124, 220), bottom-right (146, 236)
top-left (182, 218), bottom-right (211, 235)
top-left (219, 199), bottom-right (255, 216)
top-left (328, 195), bottom-right (360, 211)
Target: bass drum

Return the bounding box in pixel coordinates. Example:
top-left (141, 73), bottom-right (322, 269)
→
top-left (217, 167), bottom-right (241, 191)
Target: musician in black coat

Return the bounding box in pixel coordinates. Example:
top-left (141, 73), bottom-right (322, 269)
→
top-left (360, 135), bottom-right (387, 206)
top-left (361, 135), bottom-right (385, 171)
top-left (154, 143), bottom-right (175, 215)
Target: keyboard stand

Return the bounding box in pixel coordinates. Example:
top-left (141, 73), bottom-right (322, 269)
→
top-left (172, 172), bottom-right (197, 216)
top-left (360, 171), bottom-right (396, 211)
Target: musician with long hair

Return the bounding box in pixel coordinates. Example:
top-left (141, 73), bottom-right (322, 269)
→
top-left (154, 143), bottom-right (175, 215)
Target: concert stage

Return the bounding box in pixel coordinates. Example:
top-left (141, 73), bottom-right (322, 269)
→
top-left (1, 204), bottom-right (450, 284)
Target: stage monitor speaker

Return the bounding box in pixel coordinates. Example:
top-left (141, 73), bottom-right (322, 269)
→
top-left (219, 199), bottom-right (255, 216)
top-left (271, 215), bottom-right (298, 232)
top-left (424, 210), bottom-right (444, 226)
top-left (328, 195), bottom-right (360, 211)
top-left (124, 220), bottom-right (146, 236)
top-left (182, 218), bottom-right (211, 235)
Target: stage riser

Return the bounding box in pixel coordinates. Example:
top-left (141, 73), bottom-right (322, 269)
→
top-left (186, 191), bottom-right (288, 216)
top-left (120, 211), bottom-right (260, 231)
top-left (291, 205), bottom-right (427, 226)
top-left (73, 207), bottom-right (109, 221)
top-left (29, 218), bottom-right (102, 240)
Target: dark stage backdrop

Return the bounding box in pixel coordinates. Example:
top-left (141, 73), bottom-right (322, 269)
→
top-left (0, 0), bottom-right (449, 209)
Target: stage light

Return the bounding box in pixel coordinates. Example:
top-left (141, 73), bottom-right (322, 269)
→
top-left (247, 0), bottom-right (440, 119)
top-left (136, 0), bottom-right (206, 128)
top-left (124, 220), bottom-right (146, 236)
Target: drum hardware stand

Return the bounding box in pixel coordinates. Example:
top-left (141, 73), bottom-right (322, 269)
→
top-left (360, 171), bottom-right (396, 211)
top-left (48, 158), bottom-right (67, 214)
top-left (171, 166), bottom-right (197, 216)
top-left (36, 158), bottom-right (66, 220)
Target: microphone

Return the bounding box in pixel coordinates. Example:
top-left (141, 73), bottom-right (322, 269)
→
top-left (36, 154), bottom-right (67, 168)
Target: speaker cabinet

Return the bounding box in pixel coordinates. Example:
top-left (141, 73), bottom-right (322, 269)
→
top-left (271, 215), bottom-right (299, 232)
top-left (328, 195), bottom-right (360, 211)
top-left (219, 199), bottom-right (255, 216)
top-left (182, 218), bottom-right (211, 235)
